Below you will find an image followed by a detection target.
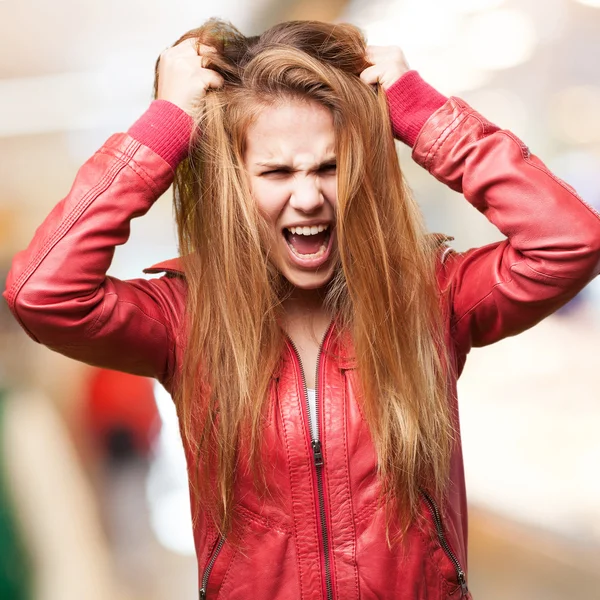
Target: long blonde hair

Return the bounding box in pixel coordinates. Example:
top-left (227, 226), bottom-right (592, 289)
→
top-left (154, 19), bottom-right (454, 537)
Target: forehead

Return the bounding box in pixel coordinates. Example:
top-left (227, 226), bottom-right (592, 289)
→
top-left (244, 99), bottom-right (335, 166)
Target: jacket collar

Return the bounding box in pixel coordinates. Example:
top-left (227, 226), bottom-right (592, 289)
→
top-left (143, 257), bottom-right (184, 276)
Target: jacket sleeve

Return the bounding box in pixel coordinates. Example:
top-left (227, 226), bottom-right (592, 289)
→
top-left (412, 97), bottom-right (600, 354)
top-left (2, 131), bottom-right (187, 387)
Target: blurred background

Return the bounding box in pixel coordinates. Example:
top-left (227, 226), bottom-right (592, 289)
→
top-left (1, 0), bottom-right (599, 598)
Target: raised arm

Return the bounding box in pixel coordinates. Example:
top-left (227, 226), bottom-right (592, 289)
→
top-left (366, 48), bottom-right (600, 356)
top-left (413, 98), bottom-right (600, 354)
top-left (2, 105), bottom-right (190, 386)
top-left (2, 39), bottom-right (224, 388)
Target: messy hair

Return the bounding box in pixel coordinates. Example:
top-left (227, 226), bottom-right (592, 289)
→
top-left (153, 19), bottom-right (453, 538)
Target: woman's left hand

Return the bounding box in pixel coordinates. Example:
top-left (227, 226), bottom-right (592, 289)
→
top-left (360, 46), bottom-right (410, 91)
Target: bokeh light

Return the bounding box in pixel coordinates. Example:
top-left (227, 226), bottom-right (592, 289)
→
top-left (549, 85), bottom-right (600, 144)
top-left (463, 9), bottom-right (537, 70)
top-left (575, 0), bottom-right (600, 7)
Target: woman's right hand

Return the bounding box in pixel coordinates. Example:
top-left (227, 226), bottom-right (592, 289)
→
top-left (156, 38), bottom-right (224, 115)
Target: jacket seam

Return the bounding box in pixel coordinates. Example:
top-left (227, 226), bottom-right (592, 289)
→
top-left (423, 109), bottom-right (469, 169)
top-left (447, 126), bottom-right (600, 337)
top-left (452, 276), bottom-right (510, 330)
top-left (87, 295), bottom-right (175, 380)
top-left (6, 153), bottom-right (123, 304)
top-left (277, 378), bottom-right (309, 600)
top-left (97, 140), bottom-right (165, 197)
top-left (6, 144), bottom-right (135, 338)
top-left (452, 251), bottom-right (586, 333)
top-left (87, 294), bottom-right (168, 338)
top-left (86, 290), bottom-right (112, 337)
top-left (325, 363), bottom-right (359, 600)
top-left (517, 137), bottom-right (600, 223)
top-left (517, 258), bottom-right (581, 282)
top-left (428, 110), bottom-right (488, 170)
top-left (7, 138), bottom-right (141, 308)
top-left (342, 371), bottom-right (360, 600)
top-left (235, 504), bottom-right (291, 536)
top-left (7, 138), bottom-right (170, 349)
top-left (342, 370), bottom-right (367, 423)
top-left (353, 497), bottom-right (380, 526)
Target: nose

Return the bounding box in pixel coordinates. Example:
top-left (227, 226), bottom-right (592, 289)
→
top-left (289, 174), bottom-right (324, 213)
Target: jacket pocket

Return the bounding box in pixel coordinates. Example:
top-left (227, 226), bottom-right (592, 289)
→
top-left (421, 490), bottom-right (470, 599)
top-left (198, 511), bottom-right (296, 600)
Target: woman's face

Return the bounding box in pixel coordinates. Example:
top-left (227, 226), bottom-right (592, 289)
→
top-left (243, 99), bottom-right (338, 290)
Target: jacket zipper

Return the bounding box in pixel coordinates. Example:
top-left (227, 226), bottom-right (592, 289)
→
top-left (199, 535), bottom-right (226, 600)
top-left (421, 490), bottom-right (469, 597)
top-left (287, 322), bottom-right (334, 600)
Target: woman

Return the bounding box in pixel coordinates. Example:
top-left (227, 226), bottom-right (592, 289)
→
top-left (3, 18), bottom-right (600, 600)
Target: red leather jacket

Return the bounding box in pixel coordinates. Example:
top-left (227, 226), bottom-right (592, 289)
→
top-left (4, 94), bottom-right (600, 599)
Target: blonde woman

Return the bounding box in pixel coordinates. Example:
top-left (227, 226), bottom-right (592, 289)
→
top-left (4, 19), bottom-right (600, 600)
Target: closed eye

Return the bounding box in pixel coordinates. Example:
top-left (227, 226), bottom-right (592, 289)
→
top-left (261, 169), bottom-right (290, 176)
top-left (259, 163), bottom-right (336, 176)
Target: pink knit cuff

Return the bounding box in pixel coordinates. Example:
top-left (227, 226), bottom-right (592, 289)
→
top-left (127, 100), bottom-right (194, 169)
top-left (385, 70), bottom-right (448, 148)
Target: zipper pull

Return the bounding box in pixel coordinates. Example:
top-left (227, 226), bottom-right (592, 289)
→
top-left (311, 440), bottom-right (324, 466)
top-left (199, 589), bottom-right (206, 600)
top-left (458, 571), bottom-right (468, 597)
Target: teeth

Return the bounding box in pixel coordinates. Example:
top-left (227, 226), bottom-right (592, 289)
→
top-left (288, 243), bottom-right (328, 259)
top-left (287, 224), bottom-right (330, 236)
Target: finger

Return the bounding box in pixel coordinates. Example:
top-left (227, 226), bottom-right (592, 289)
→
top-left (171, 37), bottom-right (215, 58)
top-left (365, 45), bottom-right (408, 66)
top-left (359, 65), bottom-right (381, 85)
top-left (199, 51), bottom-right (219, 69)
top-left (200, 70), bottom-right (225, 90)
top-left (198, 44), bottom-right (218, 55)
top-left (163, 37), bottom-right (198, 59)
top-left (180, 37), bottom-right (201, 52)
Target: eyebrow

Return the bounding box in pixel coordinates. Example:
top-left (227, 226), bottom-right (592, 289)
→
top-left (256, 157), bottom-right (337, 170)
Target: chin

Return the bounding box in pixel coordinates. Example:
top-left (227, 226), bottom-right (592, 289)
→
top-left (280, 266), bottom-right (335, 291)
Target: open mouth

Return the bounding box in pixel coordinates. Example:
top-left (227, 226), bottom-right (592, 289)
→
top-left (282, 224), bottom-right (332, 260)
